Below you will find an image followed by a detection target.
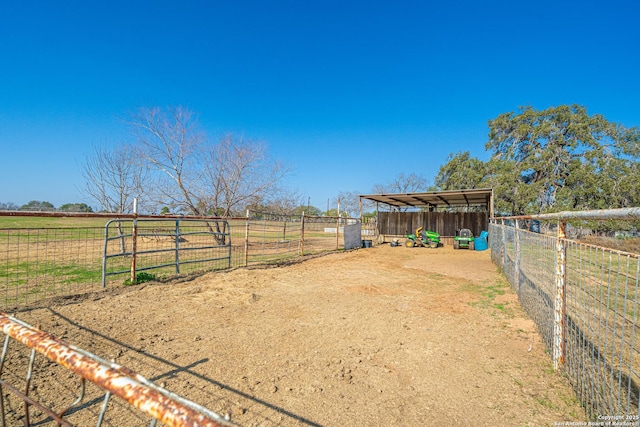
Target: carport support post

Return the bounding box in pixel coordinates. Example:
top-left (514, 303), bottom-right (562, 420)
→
top-left (554, 220), bottom-right (567, 371)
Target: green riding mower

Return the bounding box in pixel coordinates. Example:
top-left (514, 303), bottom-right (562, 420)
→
top-left (453, 228), bottom-right (475, 250)
top-left (405, 226), bottom-right (441, 248)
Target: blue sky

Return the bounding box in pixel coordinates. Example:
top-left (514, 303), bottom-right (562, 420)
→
top-left (1, 1), bottom-right (639, 211)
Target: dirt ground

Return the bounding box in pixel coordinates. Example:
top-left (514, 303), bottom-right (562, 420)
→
top-left (11, 243), bottom-right (587, 426)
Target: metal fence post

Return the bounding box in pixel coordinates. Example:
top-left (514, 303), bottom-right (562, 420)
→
top-left (514, 219), bottom-right (520, 292)
top-left (300, 212), bottom-right (305, 256)
top-left (244, 211), bottom-right (250, 267)
top-left (175, 219), bottom-right (181, 274)
top-left (130, 199), bottom-right (138, 284)
top-left (501, 218), bottom-right (506, 268)
top-left (102, 223), bottom-right (109, 288)
top-left (554, 220), bottom-right (567, 370)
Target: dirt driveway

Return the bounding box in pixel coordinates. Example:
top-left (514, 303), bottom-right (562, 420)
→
top-left (14, 244), bottom-right (586, 426)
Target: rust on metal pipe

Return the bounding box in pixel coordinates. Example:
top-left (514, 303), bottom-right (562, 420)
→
top-left (0, 313), bottom-right (234, 427)
top-left (494, 207), bottom-right (640, 222)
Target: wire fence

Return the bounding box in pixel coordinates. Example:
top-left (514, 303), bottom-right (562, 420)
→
top-left (0, 211), bottom-right (373, 311)
top-left (490, 208), bottom-right (640, 420)
top-left (0, 210), bottom-right (375, 426)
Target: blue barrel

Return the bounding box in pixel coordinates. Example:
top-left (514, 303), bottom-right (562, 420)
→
top-left (474, 237), bottom-right (488, 251)
top-left (529, 220), bottom-right (541, 233)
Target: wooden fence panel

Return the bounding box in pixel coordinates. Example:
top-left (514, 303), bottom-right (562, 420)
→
top-left (378, 211), bottom-right (488, 237)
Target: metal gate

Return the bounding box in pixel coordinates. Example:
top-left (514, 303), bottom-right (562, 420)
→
top-left (102, 218), bottom-right (231, 286)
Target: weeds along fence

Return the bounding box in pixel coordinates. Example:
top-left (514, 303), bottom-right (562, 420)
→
top-left (0, 211), bottom-right (368, 311)
top-left (490, 207), bottom-right (640, 420)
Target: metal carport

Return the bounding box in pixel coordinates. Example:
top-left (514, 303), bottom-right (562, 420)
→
top-left (359, 188), bottom-right (493, 244)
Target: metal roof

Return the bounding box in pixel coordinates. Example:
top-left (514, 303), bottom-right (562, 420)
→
top-left (359, 188), bottom-right (493, 210)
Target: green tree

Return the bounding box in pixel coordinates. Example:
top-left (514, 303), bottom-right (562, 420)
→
top-left (291, 205), bottom-right (322, 216)
top-left (59, 203), bottom-right (94, 212)
top-left (486, 104), bottom-right (640, 215)
top-left (20, 200), bottom-right (55, 211)
top-left (434, 151), bottom-right (488, 191)
top-left (434, 105), bottom-right (640, 216)
top-left (324, 208), bottom-right (340, 217)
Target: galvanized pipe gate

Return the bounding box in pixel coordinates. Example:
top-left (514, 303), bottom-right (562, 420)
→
top-left (102, 218), bottom-right (232, 287)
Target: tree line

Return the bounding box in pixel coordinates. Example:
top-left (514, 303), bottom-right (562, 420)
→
top-left (2, 104), bottom-right (637, 219)
top-left (0, 201), bottom-right (93, 212)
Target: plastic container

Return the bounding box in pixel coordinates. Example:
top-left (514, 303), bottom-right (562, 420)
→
top-left (474, 237), bottom-right (488, 251)
top-left (479, 230), bottom-right (489, 239)
top-left (529, 220), bottom-right (541, 233)
top-left (362, 240), bottom-right (372, 248)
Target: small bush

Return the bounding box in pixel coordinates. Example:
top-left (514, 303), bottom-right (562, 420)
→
top-left (124, 272), bottom-right (157, 286)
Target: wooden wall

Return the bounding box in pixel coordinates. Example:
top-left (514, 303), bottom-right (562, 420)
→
top-left (377, 211), bottom-right (488, 237)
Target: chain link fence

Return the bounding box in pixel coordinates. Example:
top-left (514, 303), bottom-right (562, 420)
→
top-left (490, 208), bottom-right (640, 420)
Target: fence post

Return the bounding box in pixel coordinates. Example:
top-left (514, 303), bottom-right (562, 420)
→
top-left (501, 218), bottom-right (506, 268)
top-left (514, 219), bottom-right (520, 292)
top-left (244, 210), bottom-right (250, 267)
top-left (300, 212), bottom-right (305, 256)
top-left (130, 199), bottom-right (138, 284)
top-left (102, 222), bottom-right (110, 288)
top-left (554, 220), bottom-right (567, 370)
top-left (175, 219), bottom-right (181, 274)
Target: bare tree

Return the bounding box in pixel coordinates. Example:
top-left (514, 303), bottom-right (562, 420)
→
top-left (127, 106), bottom-right (206, 215)
top-left (121, 106), bottom-right (291, 218)
top-left (371, 173), bottom-right (430, 212)
top-left (81, 143), bottom-right (147, 214)
top-left (248, 189), bottom-right (304, 216)
top-left (0, 202), bottom-right (19, 211)
top-left (337, 191), bottom-right (362, 218)
top-left (81, 143), bottom-right (148, 254)
top-left (385, 172), bottom-right (429, 193)
top-left (202, 134), bottom-right (289, 216)
top-left (125, 106), bottom-right (291, 243)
